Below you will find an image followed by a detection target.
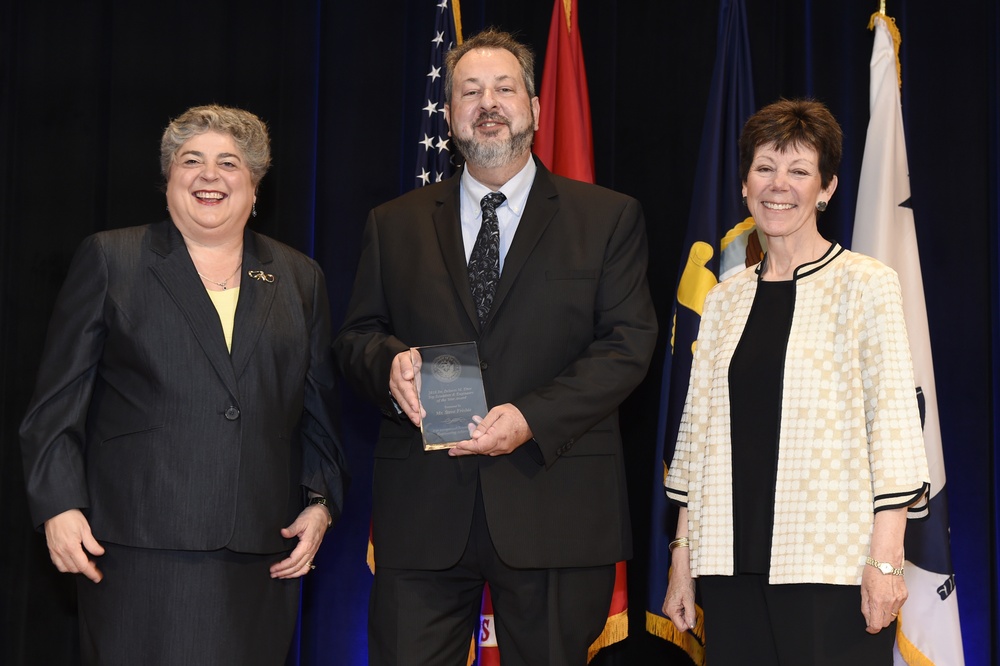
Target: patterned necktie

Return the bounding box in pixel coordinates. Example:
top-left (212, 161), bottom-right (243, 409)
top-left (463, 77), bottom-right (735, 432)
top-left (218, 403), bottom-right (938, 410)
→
top-left (468, 191), bottom-right (506, 326)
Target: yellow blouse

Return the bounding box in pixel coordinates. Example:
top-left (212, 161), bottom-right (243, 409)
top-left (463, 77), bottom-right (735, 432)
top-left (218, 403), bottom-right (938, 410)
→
top-left (206, 287), bottom-right (239, 352)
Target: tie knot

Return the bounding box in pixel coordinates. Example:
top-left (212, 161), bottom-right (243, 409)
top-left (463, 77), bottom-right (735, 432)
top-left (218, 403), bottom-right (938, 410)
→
top-left (481, 191), bottom-right (506, 213)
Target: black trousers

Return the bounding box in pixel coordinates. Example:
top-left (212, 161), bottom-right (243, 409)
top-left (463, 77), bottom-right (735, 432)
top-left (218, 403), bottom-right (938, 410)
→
top-left (699, 575), bottom-right (895, 666)
top-left (368, 483), bottom-right (616, 666)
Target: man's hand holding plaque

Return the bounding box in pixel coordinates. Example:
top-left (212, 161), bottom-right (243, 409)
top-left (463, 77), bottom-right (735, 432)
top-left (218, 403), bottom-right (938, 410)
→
top-left (410, 342), bottom-right (489, 450)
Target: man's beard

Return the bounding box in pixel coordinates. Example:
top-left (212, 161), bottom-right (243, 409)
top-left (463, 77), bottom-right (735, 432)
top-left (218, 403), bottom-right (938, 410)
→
top-left (452, 115), bottom-right (535, 170)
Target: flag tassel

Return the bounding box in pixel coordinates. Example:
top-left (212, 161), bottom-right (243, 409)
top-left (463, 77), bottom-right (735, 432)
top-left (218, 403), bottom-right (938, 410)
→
top-left (868, 12), bottom-right (902, 88)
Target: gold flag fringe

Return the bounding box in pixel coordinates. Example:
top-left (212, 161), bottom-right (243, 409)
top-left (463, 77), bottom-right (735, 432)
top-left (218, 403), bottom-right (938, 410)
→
top-left (868, 12), bottom-right (902, 88)
top-left (646, 607), bottom-right (705, 666)
top-left (645, 604), bottom-right (706, 666)
top-left (894, 610), bottom-right (937, 666)
top-left (586, 609), bottom-right (629, 663)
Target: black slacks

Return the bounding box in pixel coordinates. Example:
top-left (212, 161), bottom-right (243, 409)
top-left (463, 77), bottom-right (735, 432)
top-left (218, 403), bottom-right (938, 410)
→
top-left (368, 482), bottom-right (616, 666)
top-left (699, 574), bottom-right (895, 666)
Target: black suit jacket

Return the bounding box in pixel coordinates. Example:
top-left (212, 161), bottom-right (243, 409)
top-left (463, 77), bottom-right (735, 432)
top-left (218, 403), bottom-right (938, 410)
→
top-left (334, 162), bottom-right (657, 570)
top-left (21, 221), bottom-right (347, 554)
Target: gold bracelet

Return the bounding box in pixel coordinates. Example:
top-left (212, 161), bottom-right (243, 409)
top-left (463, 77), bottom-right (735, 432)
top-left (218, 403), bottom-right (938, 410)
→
top-left (668, 537), bottom-right (690, 553)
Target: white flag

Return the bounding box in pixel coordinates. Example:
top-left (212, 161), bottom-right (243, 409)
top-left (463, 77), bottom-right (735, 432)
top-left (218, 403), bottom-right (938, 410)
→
top-left (852, 14), bottom-right (965, 666)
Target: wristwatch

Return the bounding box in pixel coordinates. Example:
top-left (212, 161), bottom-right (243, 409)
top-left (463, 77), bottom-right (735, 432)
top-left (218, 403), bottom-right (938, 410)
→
top-left (309, 496), bottom-right (333, 527)
top-left (865, 556), bottom-right (904, 576)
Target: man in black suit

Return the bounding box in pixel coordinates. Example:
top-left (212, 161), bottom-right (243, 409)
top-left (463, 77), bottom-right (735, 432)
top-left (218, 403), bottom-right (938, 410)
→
top-left (334, 29), bottom-right (657, 666)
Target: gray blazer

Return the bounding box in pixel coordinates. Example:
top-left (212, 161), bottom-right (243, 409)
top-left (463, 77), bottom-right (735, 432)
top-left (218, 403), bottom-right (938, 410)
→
top-left (21, 221), bottom-right (347, 554)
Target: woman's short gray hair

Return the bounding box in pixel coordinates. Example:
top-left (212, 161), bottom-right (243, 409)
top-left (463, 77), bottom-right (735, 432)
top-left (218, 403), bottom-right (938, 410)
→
top-left (160, 105), bottom-right (271, 186)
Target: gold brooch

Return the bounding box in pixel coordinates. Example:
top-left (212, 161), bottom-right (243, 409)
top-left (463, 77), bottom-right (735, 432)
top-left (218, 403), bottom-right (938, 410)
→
top-left (247, 270), bottom-right (275, 283)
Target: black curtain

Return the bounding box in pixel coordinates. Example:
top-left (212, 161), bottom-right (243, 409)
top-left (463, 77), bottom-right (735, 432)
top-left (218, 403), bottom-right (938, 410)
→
top-left (2, 1), bottom-right (996, 664)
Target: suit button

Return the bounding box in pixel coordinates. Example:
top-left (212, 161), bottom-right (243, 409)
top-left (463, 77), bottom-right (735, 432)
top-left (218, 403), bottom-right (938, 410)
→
top-left (225, 406), bottom-right (240, 421)
top-left (480, 361), bottom-right (488, 370)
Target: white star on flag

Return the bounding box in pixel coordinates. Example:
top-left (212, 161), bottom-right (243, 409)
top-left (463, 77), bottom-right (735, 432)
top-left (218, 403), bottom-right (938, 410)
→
top-left (415, 0), bottom-right (460, 188)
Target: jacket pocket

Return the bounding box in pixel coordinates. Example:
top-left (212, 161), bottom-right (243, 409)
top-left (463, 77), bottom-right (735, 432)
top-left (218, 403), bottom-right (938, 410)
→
top-left (560, 428), bottom-right (616, 456)
top-left (375, 419), bottom-right (420, 459)
top-left (545, 269), bottom-right (599, 281)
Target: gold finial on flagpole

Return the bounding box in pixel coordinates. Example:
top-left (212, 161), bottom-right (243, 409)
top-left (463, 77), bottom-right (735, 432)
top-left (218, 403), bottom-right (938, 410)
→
top-left (879, 0), bottom-right (886, 14)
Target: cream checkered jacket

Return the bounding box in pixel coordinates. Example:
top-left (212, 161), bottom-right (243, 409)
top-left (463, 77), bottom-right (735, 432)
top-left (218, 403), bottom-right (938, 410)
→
top-left (665, 244), bottom-right (931, 585)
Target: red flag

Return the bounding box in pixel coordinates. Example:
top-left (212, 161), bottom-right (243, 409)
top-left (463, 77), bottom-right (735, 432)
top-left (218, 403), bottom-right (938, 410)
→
top-left (478, 3), bottom-right (628, 663)
top-left (587, 561), bottom-right (629, 661)
top-left (477, 564), bottom-right (628, 664)
top-left (476, 585), bottom-right (499, 666)
top-left (532, 0), bottom-right (595, 184)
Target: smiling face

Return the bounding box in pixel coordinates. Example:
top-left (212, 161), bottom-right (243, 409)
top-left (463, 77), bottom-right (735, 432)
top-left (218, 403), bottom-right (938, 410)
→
top-left (444, 47), bottom-right (539, 172)
top-left (165, 131), bottom-right (255, 242)
top-left (742, 142), bottom-right (838, 243)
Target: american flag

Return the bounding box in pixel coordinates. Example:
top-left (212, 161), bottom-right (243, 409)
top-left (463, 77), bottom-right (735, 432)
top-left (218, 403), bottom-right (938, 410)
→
top-left (415, 0), bottom-right (462, 188)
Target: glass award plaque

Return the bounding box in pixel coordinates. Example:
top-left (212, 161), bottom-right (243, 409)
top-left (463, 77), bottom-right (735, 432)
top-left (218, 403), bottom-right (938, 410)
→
top-left (411, 342), bottom-right (488, 450)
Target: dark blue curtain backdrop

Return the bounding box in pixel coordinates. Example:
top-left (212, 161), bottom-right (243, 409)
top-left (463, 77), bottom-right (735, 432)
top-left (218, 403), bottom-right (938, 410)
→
top-left (1, 1), bottom-right (996, 664)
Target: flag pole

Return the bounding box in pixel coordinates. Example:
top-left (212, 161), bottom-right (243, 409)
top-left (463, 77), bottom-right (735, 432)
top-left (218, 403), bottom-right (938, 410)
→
top-left (452, 0), bottom-right (463, 45)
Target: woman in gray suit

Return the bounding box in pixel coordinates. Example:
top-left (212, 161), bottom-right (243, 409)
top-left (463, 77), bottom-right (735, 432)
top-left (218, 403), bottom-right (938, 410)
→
top-left (20, 105), bottom-right (347, 665)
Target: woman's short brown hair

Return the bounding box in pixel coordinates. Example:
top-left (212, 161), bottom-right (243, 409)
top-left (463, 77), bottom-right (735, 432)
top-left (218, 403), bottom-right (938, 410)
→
top-left (739, 98), bottom-right (842, 189)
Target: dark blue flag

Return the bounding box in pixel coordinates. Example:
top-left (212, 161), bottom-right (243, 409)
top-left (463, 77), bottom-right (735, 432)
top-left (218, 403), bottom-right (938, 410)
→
top-left (645, 1), bottom-right (756, 662)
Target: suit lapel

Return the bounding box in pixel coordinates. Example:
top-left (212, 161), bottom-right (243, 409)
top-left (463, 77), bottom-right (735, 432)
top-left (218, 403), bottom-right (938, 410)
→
top-left (488, 163), bottom-right (559, 326)
top-left (433, 173), bottom-right (481, 330)
top-left (231, 230), bottom-right (276, 380)
top-left (148, 221), bottom-right (241, 398)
